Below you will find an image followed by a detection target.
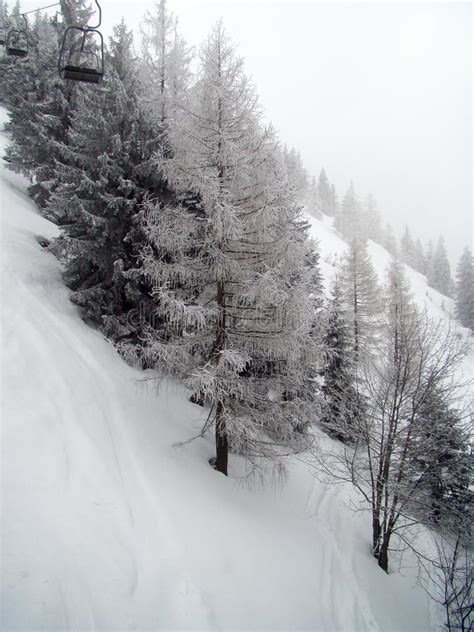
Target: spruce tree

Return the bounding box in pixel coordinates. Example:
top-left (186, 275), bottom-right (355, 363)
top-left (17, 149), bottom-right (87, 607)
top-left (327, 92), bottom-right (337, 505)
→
top-left (430, 237), bottom-right (452, 297)
top-left (48, 21), bottom-right (174, 342)
top-left (316, 168), bottom-right (332, 216)
top-left (321, 276), bottom-right (361, 443)
top-left (400, 225), bottom-right (416, 268)
top-left (334, 182), bottom-right (364, 242)
top-left (454, 247), bottom-right (474, 331)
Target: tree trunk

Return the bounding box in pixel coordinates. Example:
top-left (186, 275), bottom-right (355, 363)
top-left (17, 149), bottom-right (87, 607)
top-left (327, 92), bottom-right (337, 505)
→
top-left (215, 401), bottom-right (228, 475)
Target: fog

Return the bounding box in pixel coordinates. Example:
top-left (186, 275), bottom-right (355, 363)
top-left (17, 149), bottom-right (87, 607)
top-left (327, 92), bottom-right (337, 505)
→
top-left (21, 0), bottom-right (472, 264)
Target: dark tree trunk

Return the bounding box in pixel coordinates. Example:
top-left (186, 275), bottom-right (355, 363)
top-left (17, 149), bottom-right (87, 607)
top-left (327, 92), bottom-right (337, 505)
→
top-left (215, 401), bottom-right (228, 475)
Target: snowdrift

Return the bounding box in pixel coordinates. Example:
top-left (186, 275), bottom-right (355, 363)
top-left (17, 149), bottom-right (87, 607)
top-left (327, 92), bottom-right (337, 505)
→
top-left (0, 105), bottom-right (453, 631)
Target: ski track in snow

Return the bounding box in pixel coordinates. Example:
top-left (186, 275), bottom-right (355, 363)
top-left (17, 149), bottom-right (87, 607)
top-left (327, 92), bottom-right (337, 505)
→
top-left (1, 105), bottom-right (459, 631)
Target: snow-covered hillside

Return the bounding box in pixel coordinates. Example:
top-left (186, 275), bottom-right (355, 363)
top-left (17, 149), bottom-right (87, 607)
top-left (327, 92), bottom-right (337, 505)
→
top-left (1, 104), bottom-right (466, 631)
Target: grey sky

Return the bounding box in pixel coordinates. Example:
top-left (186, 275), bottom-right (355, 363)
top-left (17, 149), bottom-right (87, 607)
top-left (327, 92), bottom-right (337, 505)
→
top-left (22, 0), bottom-right (473, 265)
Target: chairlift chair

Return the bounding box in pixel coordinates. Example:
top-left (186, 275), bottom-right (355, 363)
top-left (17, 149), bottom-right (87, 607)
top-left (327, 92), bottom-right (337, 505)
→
top-left (6, 15), bottom-right (28, 57)
top-left (58, 1), bottom-right (104, 83)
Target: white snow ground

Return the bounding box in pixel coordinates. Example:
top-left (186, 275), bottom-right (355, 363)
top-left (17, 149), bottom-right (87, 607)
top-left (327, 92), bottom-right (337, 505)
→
top-left (1, 104), bottom-right (469, 631)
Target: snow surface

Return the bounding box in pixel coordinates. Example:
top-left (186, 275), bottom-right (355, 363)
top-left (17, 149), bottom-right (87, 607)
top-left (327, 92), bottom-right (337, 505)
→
top-left (2, 104), bottom-right (467, 631)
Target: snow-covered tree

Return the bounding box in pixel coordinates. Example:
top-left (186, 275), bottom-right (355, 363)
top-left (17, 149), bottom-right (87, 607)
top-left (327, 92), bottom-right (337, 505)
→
top-left (305, 175), bottom-right (321, 218)
top-left (137, 23), bottom-right (319, 475)
top-left (413, 237), bottom-right (426, 274)
top-left (334, 181), bottom-right (364, 242)
top-left (400, 225), bottom-right (416, 268)
top-left (330, 183), bottom-right (339, 217)
top-left (320, 275), bottom-right (362, 443)
top-left (283, 146), bottom-right (308, 202)
top-left (316, 168), bottom-right (332, 216)
top-left (454, 247), bottom-right (474, 331)
top-left (339, 237), bottom-right (381, 360)
top-left (322, 312), bottom-right (469, 572)
top-left (383, 222), bottom-right (397, 255)
top-left (48, 21), bottom-right (173, 343)
top-left (429, 237), bottom-right (452, 297)
top-left (363, 194), bottom-right (382, 244)
top-left (140, 0), bottom-right (192, 125)
top-left (384, 249), bottom-right (417, 363)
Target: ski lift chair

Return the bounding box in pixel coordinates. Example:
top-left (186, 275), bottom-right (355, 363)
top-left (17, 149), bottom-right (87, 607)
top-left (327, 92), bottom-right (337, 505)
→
top-left (6, 15), bottom-right (28, 57)
top-left (58, 1), bottom-right (104, 83)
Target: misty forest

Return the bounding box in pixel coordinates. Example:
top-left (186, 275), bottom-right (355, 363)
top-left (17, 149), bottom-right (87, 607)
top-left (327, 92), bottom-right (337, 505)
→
top-left (0, 0), bottom-right (472, 630)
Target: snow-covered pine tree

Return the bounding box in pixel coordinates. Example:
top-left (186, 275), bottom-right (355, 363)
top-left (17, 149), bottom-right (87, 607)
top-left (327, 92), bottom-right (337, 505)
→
top-left (316, 168), bottom-right (332, 216)
top-left (4, 0), bottom-right (93, 207)
top-left (383, 248), bottom-right (417, 363)
top-left (334, 181), bottom-right (364, 242)
top-left (320, 275), bottom-right (362, 443)
top-left (48, 21), bottom-right (175, 343)
top-left (140, 0), bottom-right (192, 127)
top-left (430, 237), bottom-right (452, 297)
top-left (407, 390), bottom-right (472, 538)
top-left (330, 183), bottom-right (339, 217)
top-left (139, 23), bottom-right (319, 476)
top-left (364, 194), bottom-right (382, 244)
top-left (454, 247), bottom-right (474, 331)
top-left (339, 236), bottom-right (381, 361)
top-left (283, 146), bottom-right (308, 203)
top-left (382, 222), bottom-right (397, 255)
top-left (400, 225), bottom-right (416, 269)
top-left (413, 237), bottom-right (426, 274)
top-left (306, 175), bottom-right (321, 218)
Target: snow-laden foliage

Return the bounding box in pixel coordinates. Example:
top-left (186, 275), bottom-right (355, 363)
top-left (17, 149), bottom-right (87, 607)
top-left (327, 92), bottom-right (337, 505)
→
top-left (134, 23), bottom-right (323, 474)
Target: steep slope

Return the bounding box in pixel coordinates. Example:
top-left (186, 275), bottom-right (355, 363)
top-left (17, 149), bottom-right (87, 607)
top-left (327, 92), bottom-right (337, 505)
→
top-left (0, 105), bottom-right (442, 631)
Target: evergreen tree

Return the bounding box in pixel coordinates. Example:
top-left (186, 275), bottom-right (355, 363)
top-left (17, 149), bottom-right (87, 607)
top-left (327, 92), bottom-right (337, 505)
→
top-left (384, 249), bottom-right (417, 363)
top-left (408, 391), bottom-right (472, 537)
top-left (334, 182), bottom-right (364, 242)
top-left (316, 168), bottom-right (332, 216)
top-left (330, 183), bottom-right (339, 217)
top-left (48, 21), bottom-right (173, 342)
top-left (321, 276), bottom-right (362, 443)
top-left (413, 237), bottom-right (426, 274)
top-left (400, 225), bottom-right (416, 268)
top-left (339, 237), bottom-right (381, 361)
top-left (382, 222), bottom-right (397, 255)
top-left (364, 194), bottom-right (382, 244)
top-left (430, 237), bottom-right (452, 297)
top-left (138, 23), bottom-right (318, 475)
top-left (454, 247), bottom-right (474, 331)
top-left (306, 175), bottom-right (321, 218)
top-left (283, 146), bottom-right (308, 201)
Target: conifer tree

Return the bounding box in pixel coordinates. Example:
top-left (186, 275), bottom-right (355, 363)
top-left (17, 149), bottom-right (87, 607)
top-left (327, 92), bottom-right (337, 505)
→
top-left (321, 276), bottom-right (362, 443)
top-left (454, 247), bottom-right (474, 331)
top-left (330, 183), bottom-right (339, 217)
top-left (48, 21), bottom-right (173, 342)
top-left (413, 237), bottom-right (426, 274)
top-left (140, 0), bottom-right (191, 126)
top-left (306, 175), bottom-right (321, 218)
top-left (364, 194), bottom-right (382, 244)
top-left (339, 237), bottom-right (381, 361)
top-left (316, 168), bottom-right (332, 216)
top-left (334, 182), bottom-right (364, 242)
top-left (430, 237), bottom-right (452, 297)
top-left (138, 23), bottom-right (319, 475)
top-left (400, 225), bottom-right (416, 268)
top-left (383, 222), bottom-right (397, 255)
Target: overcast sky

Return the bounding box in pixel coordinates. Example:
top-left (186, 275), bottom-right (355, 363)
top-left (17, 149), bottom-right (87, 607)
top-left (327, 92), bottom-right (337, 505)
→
top-left (22, 0), bottom-right (473, 264)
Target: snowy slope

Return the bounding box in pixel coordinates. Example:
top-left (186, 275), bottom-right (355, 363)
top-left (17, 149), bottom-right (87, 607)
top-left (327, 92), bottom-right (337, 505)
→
top-left (0, 104), bottom-right (449, 631)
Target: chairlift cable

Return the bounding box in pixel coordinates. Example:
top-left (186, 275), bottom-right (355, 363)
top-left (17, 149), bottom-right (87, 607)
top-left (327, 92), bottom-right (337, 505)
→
top-left (21, 2), bottom-right (61, 17)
